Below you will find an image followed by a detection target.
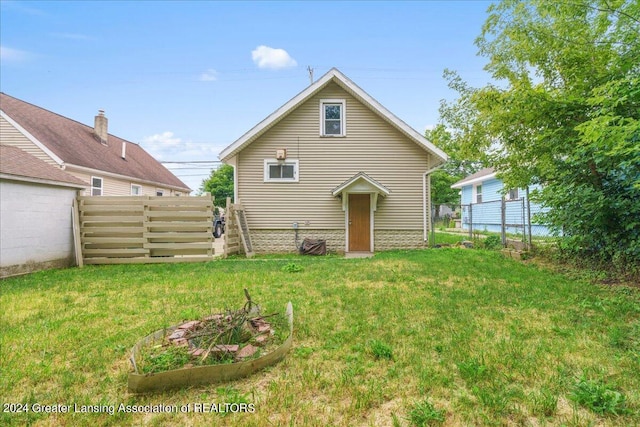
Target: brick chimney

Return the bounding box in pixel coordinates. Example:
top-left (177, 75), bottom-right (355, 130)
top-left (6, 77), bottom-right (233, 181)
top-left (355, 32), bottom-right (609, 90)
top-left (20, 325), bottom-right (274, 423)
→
top-left (94, 110), bottom-right (108, 144)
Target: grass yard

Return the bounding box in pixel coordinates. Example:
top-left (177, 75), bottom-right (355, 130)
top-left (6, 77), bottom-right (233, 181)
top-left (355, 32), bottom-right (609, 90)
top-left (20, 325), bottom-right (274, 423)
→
top-left (1, 249), bottom-right (639, 426)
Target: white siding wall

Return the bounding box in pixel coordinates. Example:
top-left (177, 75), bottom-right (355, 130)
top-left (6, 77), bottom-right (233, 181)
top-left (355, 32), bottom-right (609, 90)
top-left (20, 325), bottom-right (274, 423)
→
top-left (237, 82), bottom-right (433, 230)
top-left (0, 180), bottom-right (77, 271)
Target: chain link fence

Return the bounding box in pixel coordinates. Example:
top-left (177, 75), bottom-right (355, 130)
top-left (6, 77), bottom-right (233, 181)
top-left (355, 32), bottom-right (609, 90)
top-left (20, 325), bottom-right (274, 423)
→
top-left (431, 198), bottom-right (551, 249)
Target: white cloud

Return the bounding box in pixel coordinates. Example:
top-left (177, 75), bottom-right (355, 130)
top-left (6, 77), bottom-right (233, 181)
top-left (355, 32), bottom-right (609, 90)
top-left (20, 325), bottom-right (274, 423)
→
top-left (251, 45), bottom-right (297, 70)
top-left (199, 68), bottom-right (218, 82)
top-left (143, 131), bottom-right (182, 148)
top-left (0, 45), bottom-right (31, 62)
top-left (141, 131), bottom-right (226, 192)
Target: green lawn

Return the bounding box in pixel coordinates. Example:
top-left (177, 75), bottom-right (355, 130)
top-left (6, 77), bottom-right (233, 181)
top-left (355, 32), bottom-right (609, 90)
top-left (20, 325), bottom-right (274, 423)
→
top-left (1, 249), bottom-right (639, 426)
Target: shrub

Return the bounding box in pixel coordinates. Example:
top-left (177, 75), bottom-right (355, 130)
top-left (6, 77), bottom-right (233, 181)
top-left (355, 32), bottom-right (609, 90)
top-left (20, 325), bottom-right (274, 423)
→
top-left (484, 235), bottom-right (502, 250)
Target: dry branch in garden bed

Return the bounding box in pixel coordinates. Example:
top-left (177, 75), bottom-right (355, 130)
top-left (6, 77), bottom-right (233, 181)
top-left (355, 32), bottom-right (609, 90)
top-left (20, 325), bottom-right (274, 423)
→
top-left (128, 290), bottom-right (293, 393)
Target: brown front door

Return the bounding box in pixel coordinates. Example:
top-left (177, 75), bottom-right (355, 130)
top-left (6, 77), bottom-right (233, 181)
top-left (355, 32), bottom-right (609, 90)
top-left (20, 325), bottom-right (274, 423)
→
top-left (349, 194), bottom-right (370, 251)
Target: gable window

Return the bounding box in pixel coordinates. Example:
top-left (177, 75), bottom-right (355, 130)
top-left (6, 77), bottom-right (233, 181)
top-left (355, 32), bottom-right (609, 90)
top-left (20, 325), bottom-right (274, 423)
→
top-left (91, 176), bottom-right (103, 196)
top-left (131, 184), bottom-right (142, 196)
top-left (320, 99), bottom-right (345, 136)
top-left (264, 159), bottom-right (299, 182)
top-left (475, 184), bottom-right (482, 204)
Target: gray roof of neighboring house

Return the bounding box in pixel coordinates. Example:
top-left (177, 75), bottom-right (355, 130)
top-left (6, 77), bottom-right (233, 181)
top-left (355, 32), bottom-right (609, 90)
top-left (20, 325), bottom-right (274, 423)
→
top-left (0, 93), bottom-right (190, 191)
top-left (0, 145), bottom-right (87, 188)
top-left (451, 167), bottom-right (496, 189)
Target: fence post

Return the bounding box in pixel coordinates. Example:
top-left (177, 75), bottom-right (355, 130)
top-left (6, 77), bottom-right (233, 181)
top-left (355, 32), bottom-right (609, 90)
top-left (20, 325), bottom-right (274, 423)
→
top-left (501, 196), bottom-right (506, 247)
top-left (526, 187), bottom-right (532, 250)
top-left (468, 204), bottom-right (473, 240)
top-left (521, 197), bottom-right (526, 248)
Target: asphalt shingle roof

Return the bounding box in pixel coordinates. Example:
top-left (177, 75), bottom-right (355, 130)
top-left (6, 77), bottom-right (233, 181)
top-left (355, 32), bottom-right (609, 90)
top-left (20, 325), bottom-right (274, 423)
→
top-left (0, 145), bottom-right (87, 187)
top-left (0, 93), bottom-right (190, 191)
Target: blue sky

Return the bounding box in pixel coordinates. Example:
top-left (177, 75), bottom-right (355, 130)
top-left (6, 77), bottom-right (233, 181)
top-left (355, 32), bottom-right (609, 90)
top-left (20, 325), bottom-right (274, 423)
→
top-left (1, 0), bottom-right (494, 192)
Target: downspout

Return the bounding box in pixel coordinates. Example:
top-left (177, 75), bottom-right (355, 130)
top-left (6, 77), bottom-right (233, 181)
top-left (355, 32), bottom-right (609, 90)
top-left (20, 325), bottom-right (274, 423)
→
top-left (423, 165), bottom-right (443, 243)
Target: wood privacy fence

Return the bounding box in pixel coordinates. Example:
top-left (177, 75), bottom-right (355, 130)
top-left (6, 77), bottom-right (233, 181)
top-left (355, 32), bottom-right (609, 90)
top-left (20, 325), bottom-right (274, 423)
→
top-left (223, 198), bottom-right (254, 258)
top-left (75, 195), bottom-right (214, 265)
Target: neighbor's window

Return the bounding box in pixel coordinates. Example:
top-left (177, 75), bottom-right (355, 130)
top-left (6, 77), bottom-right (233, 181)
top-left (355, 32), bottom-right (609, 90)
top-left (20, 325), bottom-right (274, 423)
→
top-left (91, 176), bottom-right (103, 196)
top-left (507, 188), bottom-right (519, 200)
top-left (264, 159), bottom-right (299, 182)
top-left (131, 184), bottom-right (142, 195)
top-left (475, 184), bottom-right (482, 204)
top-left (320, 99), bottom-right (345, 136)
top-left (156, 189), bottom-right (164, 196)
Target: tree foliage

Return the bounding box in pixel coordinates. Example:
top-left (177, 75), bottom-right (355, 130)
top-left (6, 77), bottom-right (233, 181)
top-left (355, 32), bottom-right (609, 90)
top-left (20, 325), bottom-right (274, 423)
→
top-left (426, 125), bottom-right (485, 207)
top-left (438, 0), bottom-right (640, 273)
top-left (199, 164), bottom-right (234, 208)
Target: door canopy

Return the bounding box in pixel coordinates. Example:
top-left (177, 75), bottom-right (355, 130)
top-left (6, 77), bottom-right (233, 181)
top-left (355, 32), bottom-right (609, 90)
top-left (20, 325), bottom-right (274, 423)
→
top-left (331, 172), bottom-right (390, 211)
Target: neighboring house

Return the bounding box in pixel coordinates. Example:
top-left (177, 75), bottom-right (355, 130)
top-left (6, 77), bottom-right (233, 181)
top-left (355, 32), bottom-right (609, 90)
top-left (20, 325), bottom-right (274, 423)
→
top-left (451, 167), bottom-right (551, 236)
top-left (0, 145), bottom-right (87, 278)
top-left (0, 92), bottom-right (190, 196)
top-left (219, 68), bottom-right (448, 254)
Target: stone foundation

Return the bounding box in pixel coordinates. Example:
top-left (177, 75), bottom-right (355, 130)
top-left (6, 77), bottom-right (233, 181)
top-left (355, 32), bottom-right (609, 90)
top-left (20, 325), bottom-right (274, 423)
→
top-left (249, 229), bottom-right (426, 253)
top-left (374, 229), bottom-right (427, 251)
top-left (251, 229), bottom-right (345, 254)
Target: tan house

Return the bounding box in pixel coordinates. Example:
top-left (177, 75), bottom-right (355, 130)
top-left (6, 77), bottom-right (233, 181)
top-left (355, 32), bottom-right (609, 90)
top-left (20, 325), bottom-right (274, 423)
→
top-left (219, 68), bottom-right (448, 254)
top-left (0, 92), bottom-right (191, 196)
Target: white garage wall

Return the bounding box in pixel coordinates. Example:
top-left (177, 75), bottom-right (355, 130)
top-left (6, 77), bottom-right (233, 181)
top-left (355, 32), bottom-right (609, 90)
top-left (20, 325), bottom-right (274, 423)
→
top-left (1, 180), bottom-right (77, 276)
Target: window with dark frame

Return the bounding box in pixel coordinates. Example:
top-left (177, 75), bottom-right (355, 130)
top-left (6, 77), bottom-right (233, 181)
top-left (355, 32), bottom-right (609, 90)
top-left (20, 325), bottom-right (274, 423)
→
top-left (91, 177), bottom-right (103, 196)
top-left (269, 163), bottom-right (295, 180)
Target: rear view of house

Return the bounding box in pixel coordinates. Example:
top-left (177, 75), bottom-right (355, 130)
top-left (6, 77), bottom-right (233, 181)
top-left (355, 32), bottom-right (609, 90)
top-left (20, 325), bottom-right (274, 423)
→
top-left (219, 68), bottom-right (448, 254)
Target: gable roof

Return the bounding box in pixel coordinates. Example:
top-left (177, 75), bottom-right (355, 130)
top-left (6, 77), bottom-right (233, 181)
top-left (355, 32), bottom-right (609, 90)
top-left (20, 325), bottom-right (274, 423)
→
top-left (219, 68), bottom-right (448, 164)
top-left (331, 172), bottom-right (390, 197)
top-left (451, 167), bottom-right (496, 189)
top-left (0, 93), bottom-right (190, 192)
top-left (0, 145), bottom-right (87, 188)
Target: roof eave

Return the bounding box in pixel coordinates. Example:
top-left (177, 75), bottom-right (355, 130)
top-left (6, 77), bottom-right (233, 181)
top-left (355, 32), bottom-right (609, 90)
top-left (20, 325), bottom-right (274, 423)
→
top-left (0, 173), bottom-right (87, 189)
top-left (219, 68), bottom-right (449, 164)
top-left (451, 172), bottom-right (497, 189)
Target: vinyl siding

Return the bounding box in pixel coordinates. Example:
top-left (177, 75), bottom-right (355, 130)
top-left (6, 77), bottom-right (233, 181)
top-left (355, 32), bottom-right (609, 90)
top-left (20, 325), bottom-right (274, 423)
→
top-left (67, 168), bottom-right (185, 197)
top-left (237, 82), bottom-right (434, 230)
top-left (0, 116), bottom-right (59, 166)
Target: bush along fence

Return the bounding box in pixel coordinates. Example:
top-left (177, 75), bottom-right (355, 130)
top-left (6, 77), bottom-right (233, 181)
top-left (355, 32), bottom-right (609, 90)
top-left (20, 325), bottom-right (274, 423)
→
top-left (432, 196), bottom-right (551, 250)
top-left (74, 194), bottom-right (214, 265)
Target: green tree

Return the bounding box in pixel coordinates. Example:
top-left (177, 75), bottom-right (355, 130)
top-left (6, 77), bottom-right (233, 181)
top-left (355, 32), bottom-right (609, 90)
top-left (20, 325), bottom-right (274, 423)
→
top-left (438, 0), bottom-right (640, 273)
top-left (199, 164), bottom-right (234, 208)
top-left (426, 125), bottom-right (485, 214)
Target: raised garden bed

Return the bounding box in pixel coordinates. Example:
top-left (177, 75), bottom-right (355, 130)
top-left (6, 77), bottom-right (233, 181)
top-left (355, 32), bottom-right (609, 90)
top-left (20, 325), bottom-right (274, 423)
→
top-left (128, 292), bottom-right (293, 393)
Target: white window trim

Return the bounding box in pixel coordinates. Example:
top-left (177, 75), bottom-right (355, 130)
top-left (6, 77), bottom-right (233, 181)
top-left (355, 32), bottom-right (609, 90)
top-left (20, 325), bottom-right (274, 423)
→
top-left (156, 189), bottom-right (164, 196)
top-left (319, 99), bottom-right (346, 137)
top-left (131, 184), bottom-right (142, 195)
top-left (263, 159), bottom-right (299, 183)
top-left (506, 188), bottom-right (519, 201)
top-left (473, 184), bottom-right (482, 204)
top-left (91, 176), bottom-right (103, 196)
